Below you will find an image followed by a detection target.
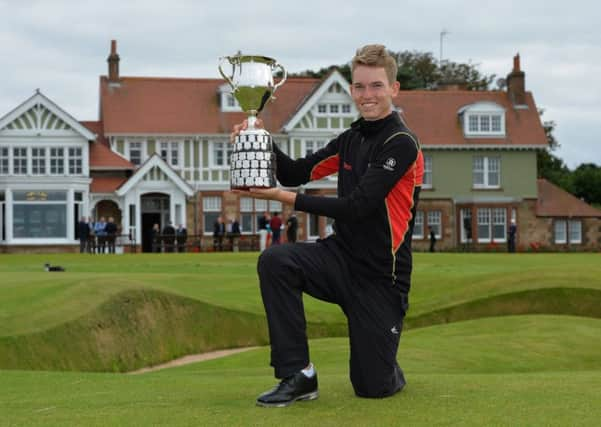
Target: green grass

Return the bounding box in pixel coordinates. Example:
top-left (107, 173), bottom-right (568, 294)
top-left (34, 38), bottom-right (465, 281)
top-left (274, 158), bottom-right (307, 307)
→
top-left (2, 252), bottom-right (601, 425)
top-left (2, 316), bottom-right (601, 426)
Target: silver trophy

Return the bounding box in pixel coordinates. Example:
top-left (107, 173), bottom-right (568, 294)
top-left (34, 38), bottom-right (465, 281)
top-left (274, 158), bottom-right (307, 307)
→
top-left (218, 54), bottom-right (287, 189)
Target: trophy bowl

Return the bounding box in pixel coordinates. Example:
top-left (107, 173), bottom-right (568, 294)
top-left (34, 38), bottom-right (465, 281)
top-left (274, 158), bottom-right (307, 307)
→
top-left (219, 54), bottom-right (286, 189)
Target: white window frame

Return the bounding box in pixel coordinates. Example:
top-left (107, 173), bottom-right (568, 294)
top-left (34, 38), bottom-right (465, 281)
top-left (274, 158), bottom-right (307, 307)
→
top-left (129, 141), bottom-right (143, 166)
top-left (303, 139), bottom-right (327, 157)
top-left (427, 211), bottom-right (442, 239)
top-left (412, 211), bottom-right (424, 239)
top-left (68, 147), bottom-right (83, 175)
top-left (13, 147), bottom-right (27, 175)
top-left (159, 141), bottom-right (181, 168)
top-left (463, 111), bottom-right (505, 137)
top-left (473, 156), bottom-right (501, 189)
top-left (220, 91), bottom-right (242, 112)
top-left (569, 220), bottom-right (582, 244)
top-left (477, 208), bottom-right (491, 243)
top-left (423, 155), bottom-right (432, 189)
top-left (210, 141), bottom-right (233, 168)
top-left (31, 147), bottom-right (47, 175)
top-left (1, 146), bottom-right (10, 175)
top-left (554, 220), bottom-right (567, 244)
top-left (491, 207), bottom-right (507, 243)
top-left (49, 147), bottom-right (65, 175)
top-left (203, 196), bottom-right (222, 235)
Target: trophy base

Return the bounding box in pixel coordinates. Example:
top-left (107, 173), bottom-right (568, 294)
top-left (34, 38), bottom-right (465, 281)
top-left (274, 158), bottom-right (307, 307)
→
top-left (230, 129), bottom-right (277, 190)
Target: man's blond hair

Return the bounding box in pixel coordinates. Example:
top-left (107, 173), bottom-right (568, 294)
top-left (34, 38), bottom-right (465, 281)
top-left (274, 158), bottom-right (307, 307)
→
top-left (351, 44), bottom-right (398, 84)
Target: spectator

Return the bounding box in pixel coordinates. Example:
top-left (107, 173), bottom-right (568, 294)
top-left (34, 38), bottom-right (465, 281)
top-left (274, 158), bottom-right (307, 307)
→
top-left (429, 226), bottom-right (437, 252)
top-left (258, 211), bottom-right (270, 252)
top-left (162, 221), bottom-right (176, 253)
top-left (286, 212), bottom-right (298, 243)
top-left (151, 223), bottom-right (161, 253)
top-left (270, 212), bottom-right (283, 245)
top-left (176, 224), bottom-right (188, 252)
top-left (105, 216), bottom-right (118, 254)
top-left (94, 217), bottom-right (107, 254)
top-left (508, 219), bottom-right (517, 253)
top-left (78, 216), bottom-right (90, 253)
top-left (213, 216), bottom-right (226, 251)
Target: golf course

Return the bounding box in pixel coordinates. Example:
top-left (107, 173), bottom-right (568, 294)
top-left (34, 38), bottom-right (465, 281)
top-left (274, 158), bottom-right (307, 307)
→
top-left (1, 252), bottom-right (601, 426)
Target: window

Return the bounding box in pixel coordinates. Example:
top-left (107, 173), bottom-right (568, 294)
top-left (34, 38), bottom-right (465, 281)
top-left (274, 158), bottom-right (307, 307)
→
top-left (329, 104), bottom-right (339, 114)
top-left (477, 208), bottom-right (506, 243)
top-left (317, 104), bottom-right (327, 113)
top-left (12, 190), bottom-right (67, 238)
top-left (423, 155), bottom-right (432, 188)
top-left (159, 142), bottom-right (180, 167)
top-left (342, 104), bottom-right (351, 114)
top-left (68, 147), bottom-right (82, 174)
top-left (32, 148), bottom-right (46, 175)
top-left (129, 204), bottom-right (136, 239)
top-left (554, 219), bottom-right (582, 244)
top-left (13, 147), bottom-right (27, 175)
top-left (212, 141), bottom-right (233, 167)
top-left (427, 211), bottom-right (442, 239)
top-left (554, 220), bottom-right (567, 244)
top-left (0, 147), bottom-right (8, 175)
top-left (477, 208), bottom-right (491, 242)
top-left (465, 113), bottom-right (504, 136)
top-left (227, 93), bottom-right (237, 107)
top-left (240, 197), bottom-right (256, 234)
top-left (221, 92), bottom-right (242, 111)
top-left (50, 148), bottom-right (64, 174)
top-left (269, 201), bottom-right (282, 213)
top-left (473, 156), bottom-right (501, 188)
top-left (492, 208), bottom-right (506, 242)
top-left (412, 211), bottom-right (424, 239)
top-left (129, 142), bottom-right (142, 166)
top-left (569, 220), bottom-right (582, 244)
top-left (203, 196), bottom-right (221, 233)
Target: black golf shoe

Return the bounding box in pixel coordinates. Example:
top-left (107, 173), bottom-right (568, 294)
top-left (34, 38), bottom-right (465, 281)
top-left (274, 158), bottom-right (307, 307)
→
top-left (256, 371), bottom-right (319, 407)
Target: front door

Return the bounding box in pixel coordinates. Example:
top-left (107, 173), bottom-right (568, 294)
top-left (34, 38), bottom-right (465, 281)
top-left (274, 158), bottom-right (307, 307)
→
top-left (142, 212), bottom-right (161, 253)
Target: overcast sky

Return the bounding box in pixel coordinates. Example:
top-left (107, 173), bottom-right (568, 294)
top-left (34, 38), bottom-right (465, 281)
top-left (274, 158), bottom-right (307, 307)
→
top-left (0, 0), bottom-right (598, 168)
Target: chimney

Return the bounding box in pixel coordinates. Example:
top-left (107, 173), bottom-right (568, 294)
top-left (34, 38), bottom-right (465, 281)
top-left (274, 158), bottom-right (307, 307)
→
top-left (107, 40), bottom-right (120, 83)
top-left (507, 53), bottom-right (526, 106)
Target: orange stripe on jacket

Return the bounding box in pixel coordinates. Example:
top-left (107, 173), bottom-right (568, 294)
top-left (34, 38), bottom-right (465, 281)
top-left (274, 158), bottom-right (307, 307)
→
top-left (414, 150), bottom-right (424, 187)
top-left (310, 154), bottom-right (340, 181)
top-left (386, 162), bottom-right (417, 253)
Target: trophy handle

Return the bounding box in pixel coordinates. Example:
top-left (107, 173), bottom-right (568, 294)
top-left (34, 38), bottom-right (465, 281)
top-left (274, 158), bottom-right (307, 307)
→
top-left (272, 62), bottom-right (287, 94)
top-left (218, 56), bottom-right (236, 89)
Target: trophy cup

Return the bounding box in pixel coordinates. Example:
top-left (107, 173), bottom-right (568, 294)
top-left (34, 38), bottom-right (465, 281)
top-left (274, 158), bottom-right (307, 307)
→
top-left (218, 54), bottom-right (287, 189)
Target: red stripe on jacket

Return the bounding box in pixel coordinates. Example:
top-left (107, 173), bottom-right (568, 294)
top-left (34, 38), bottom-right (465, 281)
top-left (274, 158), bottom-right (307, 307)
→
top-left (415, 150), bottom-right (424, 187)
top-left (310, 154), bottom-right (340, 181)
top-left (386, 162), bottom-right (417, 253)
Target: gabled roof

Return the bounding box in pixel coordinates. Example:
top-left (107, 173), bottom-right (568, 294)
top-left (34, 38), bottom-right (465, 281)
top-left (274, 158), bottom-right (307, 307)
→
top-left (81, 121), bottom-right (134, 170)
top-left (282, 69), bottom-right (350, 132)
top-left (394, 90), bottom-right (548, 147)
top-left (0, 91), bottom-right (96, 140)
top-left (100, 76), bottom-right (320, 135)
top-left (116, 154), bottom-right (194, 197)
top-left (537, 179), bottom-right (601, 217)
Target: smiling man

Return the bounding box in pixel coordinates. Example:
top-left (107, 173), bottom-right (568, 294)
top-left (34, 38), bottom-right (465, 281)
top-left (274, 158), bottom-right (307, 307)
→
top-left (235, 44), bottom-right (422, 407)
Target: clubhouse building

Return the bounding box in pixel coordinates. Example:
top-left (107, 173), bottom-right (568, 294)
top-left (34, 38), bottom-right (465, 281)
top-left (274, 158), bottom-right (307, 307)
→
top-left (1, 41), bottom-right (600, 252)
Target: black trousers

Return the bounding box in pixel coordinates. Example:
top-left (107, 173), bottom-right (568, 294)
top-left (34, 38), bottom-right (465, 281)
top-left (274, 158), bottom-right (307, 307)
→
top-left (257, 240), bottom-right (409, 398)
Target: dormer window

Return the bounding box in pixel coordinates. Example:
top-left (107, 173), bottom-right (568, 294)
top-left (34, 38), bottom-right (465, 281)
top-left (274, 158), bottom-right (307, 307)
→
top-left (459, 102), bottom-right (506, 137)
top-left (219, 84), bottom-right (242, 112)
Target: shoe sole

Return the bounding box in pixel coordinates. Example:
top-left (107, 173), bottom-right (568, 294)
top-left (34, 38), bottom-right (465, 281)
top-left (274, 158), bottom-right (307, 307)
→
top-left (256, 390), bottom-right (319, 408)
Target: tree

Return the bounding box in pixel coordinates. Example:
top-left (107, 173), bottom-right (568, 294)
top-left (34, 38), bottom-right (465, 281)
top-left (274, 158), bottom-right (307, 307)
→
top-left (572, 164), bottom-right (601, 206)
top-left (536, 110), bottom-right (573, 192)
top-left (288, 50), bottom-right (494, 90)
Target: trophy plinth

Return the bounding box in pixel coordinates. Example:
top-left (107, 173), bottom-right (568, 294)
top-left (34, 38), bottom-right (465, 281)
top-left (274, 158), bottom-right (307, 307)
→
top-left (218, 54), bottom-right (286, 189)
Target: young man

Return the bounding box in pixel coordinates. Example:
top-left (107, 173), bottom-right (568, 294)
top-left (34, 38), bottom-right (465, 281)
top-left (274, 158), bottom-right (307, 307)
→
top-left (234, 45), bottom-right (421, 407)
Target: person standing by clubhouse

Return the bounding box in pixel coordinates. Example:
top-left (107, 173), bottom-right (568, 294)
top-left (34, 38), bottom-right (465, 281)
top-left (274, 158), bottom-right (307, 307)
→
top-left (78, 216), bottom-right (90, 253)
top-left (94, 216), bottom-right (107, 254)
top-left (233, 45), bottom-right (421, 407)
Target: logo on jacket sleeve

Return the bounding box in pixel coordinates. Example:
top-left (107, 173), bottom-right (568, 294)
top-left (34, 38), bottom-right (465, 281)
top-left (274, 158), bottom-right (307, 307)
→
top-left (383, 157), bottom-right (396, 171)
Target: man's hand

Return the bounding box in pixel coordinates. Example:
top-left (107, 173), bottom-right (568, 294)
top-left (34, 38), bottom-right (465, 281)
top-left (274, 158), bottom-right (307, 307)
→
top-left (230, 118), bottom-right (265, 143)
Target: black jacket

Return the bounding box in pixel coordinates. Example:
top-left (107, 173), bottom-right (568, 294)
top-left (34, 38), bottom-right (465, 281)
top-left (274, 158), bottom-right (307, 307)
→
top-left (275, 113), bottom-right (420, 291)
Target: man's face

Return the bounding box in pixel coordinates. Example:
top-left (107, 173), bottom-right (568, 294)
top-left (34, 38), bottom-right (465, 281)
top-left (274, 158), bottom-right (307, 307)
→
top-left (351, 65), bottom-right (400, 121)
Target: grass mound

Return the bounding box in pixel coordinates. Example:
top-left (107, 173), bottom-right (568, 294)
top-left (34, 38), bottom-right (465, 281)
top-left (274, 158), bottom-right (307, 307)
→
top-left (406, 287), bottom-right (601, 329)
top-left (0, 289), bottom-right (345, 372)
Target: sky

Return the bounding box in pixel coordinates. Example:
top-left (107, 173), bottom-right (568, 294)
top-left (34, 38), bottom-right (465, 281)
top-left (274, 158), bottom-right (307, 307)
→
top-left (0, 0), bottom-right (599, 168)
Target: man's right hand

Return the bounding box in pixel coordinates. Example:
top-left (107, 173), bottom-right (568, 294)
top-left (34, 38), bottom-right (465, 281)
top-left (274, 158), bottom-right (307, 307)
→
top-left (230, 118), bottom-right (264, 143)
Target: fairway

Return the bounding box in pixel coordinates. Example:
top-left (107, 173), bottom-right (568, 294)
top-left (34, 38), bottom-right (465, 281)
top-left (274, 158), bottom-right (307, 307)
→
top-left (1, 252), bottom-right (601, 426)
